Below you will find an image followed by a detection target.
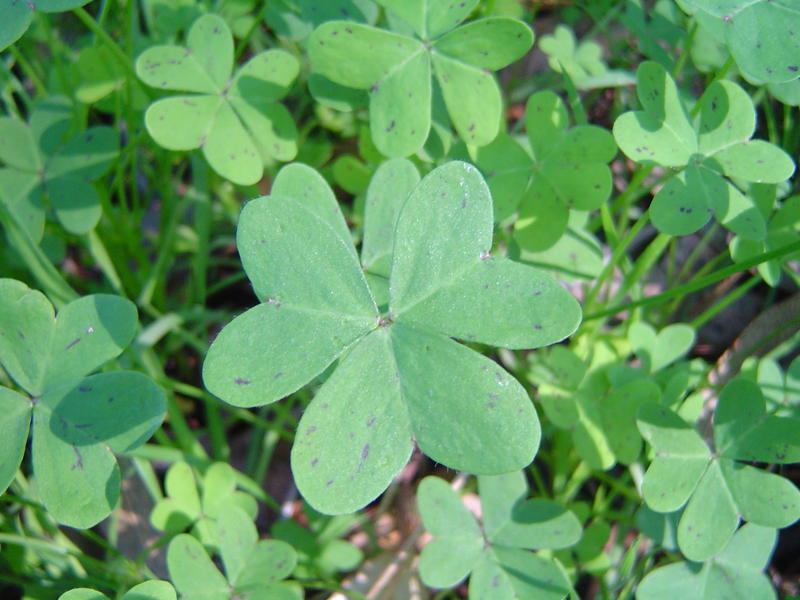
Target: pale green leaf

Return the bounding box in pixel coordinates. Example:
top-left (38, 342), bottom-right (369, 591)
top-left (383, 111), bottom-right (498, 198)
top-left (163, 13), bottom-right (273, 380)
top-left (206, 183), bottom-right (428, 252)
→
top-left (712, 140), bottom-right (796, 184)
top-left (291, 329), bottom-right (413, 515)
top-left (391, 323), bottom-right (539, 474)
top-left (431, 52), bottom-right (501, 146)
top-left (0, 279), bottom-right (54, 395)
top-left (361, 158), bottom-right (420, 275)
top-left (48, 176), bottom-right (103, 235)
top-left (369, 50), bottom-right (431, 158)
top-left (202, 101), bottom-right (262, 186)
top-left (42, 294), bottom-right (137, 388)
top-left (123, 580), bottom-right (177, 600)
top-left (144, 96), bottom-right (221, 151)
top-left (0, 116), bottom-right (40, 170)
top-left (186, 14), bottom-right (233, 90)
top-left (0, 386), bottom-right (31, 495)
top-left (45, 126), bottom-right (118, 181)
top-left (230, 49), bottom-right (299, 102)
top-left (217, 505), bottom-right (257, 583)
top-left (433, 17), bottom-right (533, 70)
top-left (677, 459), bottom-right (739, 562)
top-left (696, 80), bottom-right (755, 155)
top-left (166, 534), bottom-right (229, 599)
top-left (722, 460), bottom-right (800, 528)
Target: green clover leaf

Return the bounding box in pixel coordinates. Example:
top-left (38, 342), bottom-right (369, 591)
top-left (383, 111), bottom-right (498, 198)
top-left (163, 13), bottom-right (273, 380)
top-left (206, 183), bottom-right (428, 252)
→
top-left (203, 161), bottom-right (581, 514)
top-left (637, 378), bottom-right (800, 561)
top-left (538, 25), bottom-right (635, 90)
top-left (628, 322), bottom-right (696, 373)
top-left (676, 0), bottom-right (800, 84)
top-left (59, 581), bottom-right (176, 600)
top-left (149, 461), bottom-right (258, 548)
top-left (265, 0), bottom-right (379, 41)
top-left (0, 0), bottom-right (93, 51)
top-left (0, 279), bottom-right (166, 528)
top-left (308, 2), bottom-right (533, 157)
top-left (613, 61), bottom-right (796, 240)
top-left (475, 90), bottom-right (617, 247)
top-left (136, 13), bottom-right (299, 185)
top-left (636, 524), bottom-right (777, 600)
top-left (167, 506), bottom-right (298, 600)
top-left (417, 472), bottom-right (579, 600)
top-left (0, 95), bottom-right (119, 240)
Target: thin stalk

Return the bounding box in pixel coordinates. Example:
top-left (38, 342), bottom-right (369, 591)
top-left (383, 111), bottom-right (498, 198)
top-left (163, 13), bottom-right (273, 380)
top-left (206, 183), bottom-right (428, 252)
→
top-left (613, 232), bottom-right (672, 305)
top-left (72, 7), bottom-right (141, 83)
top-left (8, 46), bottom-right (46, 96)
top-left (584, 240), bottom-right (800, 320)
top-left (85, 230), bottom-right (126, 295)
top-left (690, 274), bottom-right (762, 329)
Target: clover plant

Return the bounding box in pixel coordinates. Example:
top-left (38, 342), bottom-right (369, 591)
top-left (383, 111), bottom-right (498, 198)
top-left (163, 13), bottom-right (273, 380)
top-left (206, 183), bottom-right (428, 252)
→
top-left (475, 90), bottom-right (616, 246)
top-left (0, 279), bottom-right (165, 528)
top-left (265, 0), bottom-right (379, 41)
top-left (637, 524), bottom-right (778, 600)
top-left (0, 95), bottom-right (118, 240)
top-left (613, 61), bottom-right (796, 240)
top-left (308, 1), bottom-right (533, 157)
top-left (167, 505), bottom-right (299, 600)
top-left (136, 13), bottom-right (299, 185)
top-left (637, 378), bottom-right (800, 561)
top-left (150, 461), bottom-right (258, 547)
top-left (203, 161), bottom-right (581, 513)
top-left (417, 472), bottom-right (580, 599)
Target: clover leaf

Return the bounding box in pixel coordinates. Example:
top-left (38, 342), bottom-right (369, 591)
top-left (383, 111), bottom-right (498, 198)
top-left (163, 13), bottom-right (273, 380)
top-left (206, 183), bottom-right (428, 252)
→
top-left (628, 322), bottom-right (695, 373)
top-left (417, 472), bottom-right (579, 600)
top-left (476, 90), bottom-right (616, 246)
top-left (203, 161), bottom-right (581, 514)
top-left (0, 279), bottom-right (166, 528)
top-left (150, 461), bottom-right (258, 547)
top-left (636, 378), bottom-right (800, 561)
top-left (0, 0), bottom-right (93, 51)
top-left (538, 25), bottom-right (635, 90)
top-left (59, 581), bottom-right (176, 600)
top-left (0, 95), bottom-right (118, 240)
top-left (265, 0), bottom-right (379, 41)
top-left (613, 61), bottom-right (796, 240)
top-left (136, 13), bottom-right (299, 185)
top-left (676, 0), bottom-right (800, 84)
top-left (636, 524), bottom-right (778, 600)
top-left (167, 506), bottom-right (298, 600)
top-left (307, 2), bottom-right (533, 157)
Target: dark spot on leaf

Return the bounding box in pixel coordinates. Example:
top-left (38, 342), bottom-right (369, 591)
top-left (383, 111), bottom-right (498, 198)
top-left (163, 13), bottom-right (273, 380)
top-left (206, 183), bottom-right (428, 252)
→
top-left (361, 444), bottom-right (370, 460)
top-left (306, 426), bottom-right (317, 435)
top-left (71, 446), bottom-right (84, 471)
top-left (79, 386), bottom-right (92, 392)
top-left (534, 324), bottom-right (543, 330)
top-left (66, 337), bottom-right (81, 349)
top-left (107, 397), bottom-right (114, 403)
top-left (274, 371), bottom-right (284, 379)
top-left (234, 377), bottom-right (251, 385)
top-left (386, 120), bottom-right (396, 132)
top-left (789, 66), bottom-right (799, 72)
top-left (322, 403), bottom-right (329, 409)
top-left (18, 331), bottom-right (25, 340)
top-left (367, 417), bottom-right (376, 427)
top-left (326, 479), bottom-right (334, 486)
top-left (311, 458), bottom-right (319, 467)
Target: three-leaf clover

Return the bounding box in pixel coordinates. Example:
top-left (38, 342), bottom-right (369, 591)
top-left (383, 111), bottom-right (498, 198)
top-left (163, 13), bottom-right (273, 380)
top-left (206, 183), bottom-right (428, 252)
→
top-left (1, 0), bottom-right (92, 51)
top-left (417, 472), bottom-right (580, 600)
top-left (136, 13), bottom-right (299, 185)
top-left (475, 90), bottom-right (616, 246)
top-left (308, 1), bottom-right (533, 157)
top-left (150, 461), bottom-right (258, 547)
top-left (59, 581), bottom-right (176, 600)
top-left (613, 61), bottom-right (796, 240)
top-left (676, 0), bottom-right (800, 84)
top-left (0, 95), bottom-right (119, 240)
top-left (203, 161), bottom-right (581, 514)
top-left (167, 506), bottom-right (298, 600)
top-left (636, 524), bottom-right (778, 600)
top-left (0, 279), bottom-right (166, 528)
top-left (636, 378), bottom-right (800, 561)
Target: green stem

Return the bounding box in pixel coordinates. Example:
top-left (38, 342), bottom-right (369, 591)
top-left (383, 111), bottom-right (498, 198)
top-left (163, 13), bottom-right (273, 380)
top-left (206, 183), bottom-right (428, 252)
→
top-left (690, 274), bottom-right (762, 328)
top-left (72, 7), bottom-right (141, 84)
top-left (8, 46), bottom-right (46, 96)
top-left (584, 240), bottom-right (800, 320)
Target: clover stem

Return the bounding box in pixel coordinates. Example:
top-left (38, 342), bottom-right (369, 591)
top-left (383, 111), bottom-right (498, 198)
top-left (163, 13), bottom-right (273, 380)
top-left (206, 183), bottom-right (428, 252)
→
top-left (73, 7), bottom-right (143, 87)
